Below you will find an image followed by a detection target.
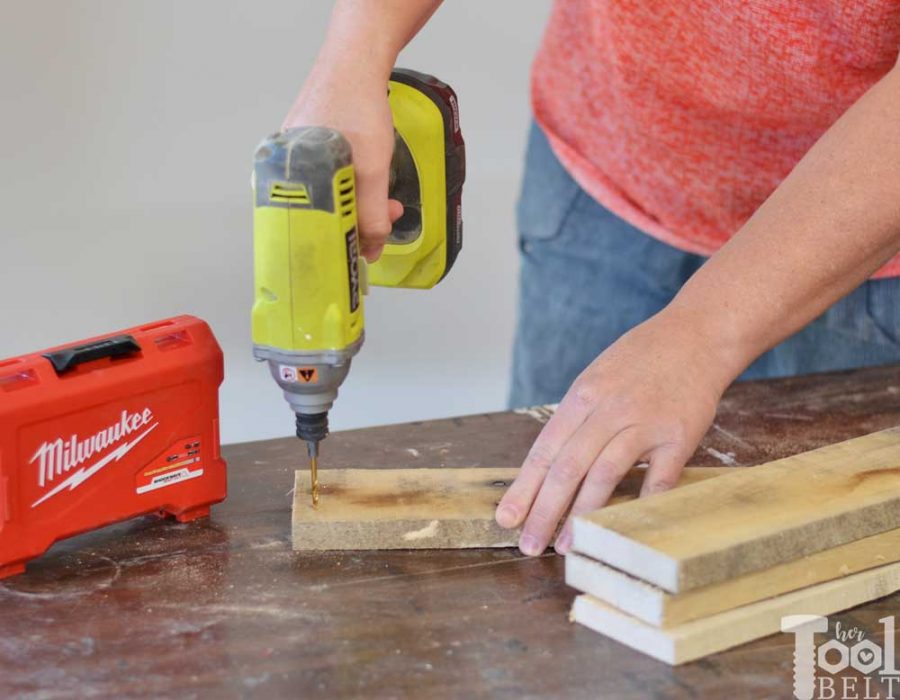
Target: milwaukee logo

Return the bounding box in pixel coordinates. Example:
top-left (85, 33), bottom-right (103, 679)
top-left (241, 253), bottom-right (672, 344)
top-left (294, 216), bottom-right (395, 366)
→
top-left (30, 408), bottom-right (158, 508)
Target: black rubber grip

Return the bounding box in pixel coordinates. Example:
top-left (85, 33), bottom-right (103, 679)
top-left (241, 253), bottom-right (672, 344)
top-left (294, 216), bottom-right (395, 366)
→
top-left (296, 412), bottom-right (329, 443)
top-left (43, 335), bottom-right (142, 374)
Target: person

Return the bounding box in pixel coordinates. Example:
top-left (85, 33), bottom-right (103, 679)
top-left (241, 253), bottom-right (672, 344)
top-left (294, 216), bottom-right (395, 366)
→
top-left (285, 0), bottom-right (900, 557)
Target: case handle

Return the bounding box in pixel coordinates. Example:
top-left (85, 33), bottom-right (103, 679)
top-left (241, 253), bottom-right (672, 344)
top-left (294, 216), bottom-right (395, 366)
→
top-left (43, 335), bottom-right (142, 374)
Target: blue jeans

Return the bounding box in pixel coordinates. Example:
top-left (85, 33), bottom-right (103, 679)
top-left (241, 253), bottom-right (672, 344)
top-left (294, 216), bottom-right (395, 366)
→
top-left (509, 122), bottom-right (900, 408)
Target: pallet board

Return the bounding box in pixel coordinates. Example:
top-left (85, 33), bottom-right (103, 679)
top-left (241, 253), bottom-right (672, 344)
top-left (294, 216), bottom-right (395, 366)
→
top-left (292, 466), bottom-right (730, 551)
top-left (293, 467), bottom-right (517, 550)
top-left (570, 559), bottom-right (900, 665)
top-left (572, 427), bottom-right (900, 593)
top-left (566, 526), bottom-right (900, 627)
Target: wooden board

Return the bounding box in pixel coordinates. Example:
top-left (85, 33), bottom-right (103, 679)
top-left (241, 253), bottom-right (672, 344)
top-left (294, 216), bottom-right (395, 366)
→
top-left (566, 526), bottom-right (900, 627)
top-left (293, 466), bottom-right (731, 551)
top-left (570, 559), bottom-right (900, 665)
top-left (572, 427), bottom-right (900, 593)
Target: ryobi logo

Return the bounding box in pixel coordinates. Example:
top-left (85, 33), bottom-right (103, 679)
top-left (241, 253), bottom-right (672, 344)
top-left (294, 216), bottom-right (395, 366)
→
top-left (346, 228), bottom-right (360, 313)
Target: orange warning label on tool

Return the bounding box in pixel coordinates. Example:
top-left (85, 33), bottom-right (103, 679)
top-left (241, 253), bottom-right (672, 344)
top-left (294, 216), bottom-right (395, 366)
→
top-left (278, 366), bottom-right (319, 384)
top-left (297, 368), bottom-right (318, 383)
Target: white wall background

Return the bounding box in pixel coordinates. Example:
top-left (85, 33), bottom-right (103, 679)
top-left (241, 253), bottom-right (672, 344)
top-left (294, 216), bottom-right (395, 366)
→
top-left (0, 1), bottom-right (550, 444)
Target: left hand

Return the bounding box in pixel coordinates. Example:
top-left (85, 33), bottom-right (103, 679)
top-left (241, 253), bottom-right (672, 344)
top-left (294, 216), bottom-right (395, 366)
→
top-left (495, 306), bottom-right (738, 555)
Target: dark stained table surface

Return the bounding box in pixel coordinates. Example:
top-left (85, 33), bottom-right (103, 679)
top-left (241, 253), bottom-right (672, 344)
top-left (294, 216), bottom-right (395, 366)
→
top-left (3, 365), bottom-right (900, 699)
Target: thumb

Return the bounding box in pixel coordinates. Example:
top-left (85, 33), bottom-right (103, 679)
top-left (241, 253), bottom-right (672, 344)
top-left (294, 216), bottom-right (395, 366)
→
top-left (387, 199), bottom-right (404, 223)
top-left (359, 199), bottom-right (404, 262)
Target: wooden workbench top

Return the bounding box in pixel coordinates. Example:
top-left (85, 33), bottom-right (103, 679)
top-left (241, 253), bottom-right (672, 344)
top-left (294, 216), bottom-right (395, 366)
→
top-left (3, 365), bottom-right (900, 699)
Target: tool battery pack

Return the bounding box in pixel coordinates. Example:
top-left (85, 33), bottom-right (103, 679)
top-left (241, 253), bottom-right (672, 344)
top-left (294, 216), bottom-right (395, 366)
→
top-left (0, 315), bottom-right (227, 580)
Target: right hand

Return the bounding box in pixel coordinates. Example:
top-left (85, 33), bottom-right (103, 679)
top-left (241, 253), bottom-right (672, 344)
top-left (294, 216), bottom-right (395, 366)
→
top-left (283, 68), bottom-right (403, 261)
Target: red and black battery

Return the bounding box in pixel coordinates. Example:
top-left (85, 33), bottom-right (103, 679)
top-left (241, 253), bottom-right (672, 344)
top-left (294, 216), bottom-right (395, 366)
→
top-left (0, 315), bottom-right (227, 580)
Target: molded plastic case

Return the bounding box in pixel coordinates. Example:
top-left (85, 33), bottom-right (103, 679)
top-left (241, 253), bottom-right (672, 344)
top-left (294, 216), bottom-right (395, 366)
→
top-left (0, 315), bottom-right (227, 580)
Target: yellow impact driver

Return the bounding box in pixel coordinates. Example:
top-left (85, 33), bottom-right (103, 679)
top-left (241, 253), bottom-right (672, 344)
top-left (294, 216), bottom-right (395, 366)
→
top-left (251, 69), bottom-right (465, 506)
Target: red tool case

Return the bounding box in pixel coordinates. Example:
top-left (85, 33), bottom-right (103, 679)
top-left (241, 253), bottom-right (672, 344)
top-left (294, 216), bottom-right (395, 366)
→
top-left (0, 315), bottom-right (227, 580)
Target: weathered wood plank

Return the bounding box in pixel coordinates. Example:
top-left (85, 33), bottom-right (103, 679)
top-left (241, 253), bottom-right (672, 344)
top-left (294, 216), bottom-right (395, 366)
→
top-left (293, 466), bottom-right (730, 551)
top-left (566, 526), bottom-right (900, 627)
top-left (570, 559), bottom-right (900, 665)
top-left (572, 427), bottom-right (900, 592)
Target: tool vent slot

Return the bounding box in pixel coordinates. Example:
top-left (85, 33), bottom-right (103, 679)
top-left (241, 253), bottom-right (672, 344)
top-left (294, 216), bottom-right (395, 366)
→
top-left (338, 176), bottom-right (355, 222)
top-left (270, 183), bottom-right (310, 204)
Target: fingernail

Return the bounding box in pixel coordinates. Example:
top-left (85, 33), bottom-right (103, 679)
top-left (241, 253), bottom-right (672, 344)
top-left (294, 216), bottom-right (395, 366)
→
top-left (641, 481), bottom-right (671, 497)
top-left (495, 504), bottom-right (518, 528)
top-left (519, 534), bottom-right (542, 556)
top-left (554, 530), bottom-right (572, 554)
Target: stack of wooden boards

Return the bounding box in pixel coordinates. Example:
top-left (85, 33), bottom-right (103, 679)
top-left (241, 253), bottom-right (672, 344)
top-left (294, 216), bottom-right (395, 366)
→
top-left (567, 426), bottom-right (900, 664)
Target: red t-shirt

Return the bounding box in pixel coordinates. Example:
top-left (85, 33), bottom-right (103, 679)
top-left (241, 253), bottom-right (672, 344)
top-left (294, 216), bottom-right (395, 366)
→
top-left (532, 1), bottom-right (900, 277)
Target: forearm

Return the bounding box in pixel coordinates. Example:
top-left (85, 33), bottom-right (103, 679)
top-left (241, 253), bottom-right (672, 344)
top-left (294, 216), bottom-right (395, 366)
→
top-left (309, 0), bottom-right (440, 84)
top-left (669, 62), bottom-right (900, 386)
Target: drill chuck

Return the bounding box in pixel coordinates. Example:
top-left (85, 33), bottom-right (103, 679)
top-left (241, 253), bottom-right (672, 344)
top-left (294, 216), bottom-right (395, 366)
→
top-left (296, 411), bottom-right (329, 445)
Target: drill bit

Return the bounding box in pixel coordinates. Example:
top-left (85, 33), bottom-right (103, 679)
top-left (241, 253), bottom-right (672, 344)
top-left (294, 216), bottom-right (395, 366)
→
top-left (307, 440), bottom-right (320, 508)
top-left (296, 412), bottom-right (328, 507)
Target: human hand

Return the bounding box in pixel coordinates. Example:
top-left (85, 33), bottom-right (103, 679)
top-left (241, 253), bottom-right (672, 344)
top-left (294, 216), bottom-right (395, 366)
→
top-left (283, 66), bottom-right (403, 261)
top-left (495, 307), bottom-right (739, 555)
